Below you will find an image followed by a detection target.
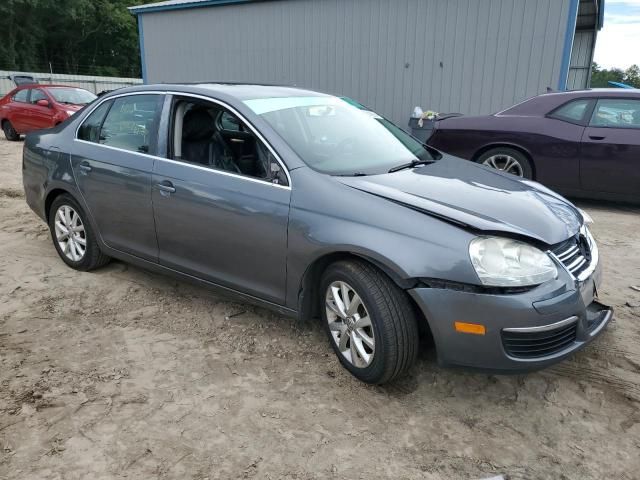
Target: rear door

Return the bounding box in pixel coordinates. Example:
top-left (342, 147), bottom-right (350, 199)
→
top-left (580, 98), bottom-right (640, 196)
top-left (71, 93), bottom-right (164, 261)
top-left (8, 89), bottom-right (30, 132)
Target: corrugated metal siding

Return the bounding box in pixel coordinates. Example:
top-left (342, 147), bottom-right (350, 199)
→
top-left (567, 30), bottom-right (594, 89)
top-left (141, 0), bottom-right (572, 125)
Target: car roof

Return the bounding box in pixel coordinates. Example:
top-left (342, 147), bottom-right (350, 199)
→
top-left (498, 88), bottom-right (640, 116)
top-left (110, 82), bottom-right (330, 101)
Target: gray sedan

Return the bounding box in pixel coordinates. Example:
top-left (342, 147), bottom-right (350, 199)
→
top-left (22, 84), bottom-right (612, 384)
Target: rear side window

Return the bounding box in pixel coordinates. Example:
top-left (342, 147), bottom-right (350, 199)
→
top-left (590, 99), bottom-right (640, 129)
top-left (549, 99), bottom-right (591, 123)
top-left (99, 95), bottom-right (162, 154)
top-left (13, 89), bottom-right (28, 103)
top-left (78, 101), bottom-right (112, 143)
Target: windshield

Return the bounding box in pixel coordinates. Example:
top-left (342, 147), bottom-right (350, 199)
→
top-left (48, 87), bottom-right (97, 105)
top-left (244, 96), bottom-right (435, 175)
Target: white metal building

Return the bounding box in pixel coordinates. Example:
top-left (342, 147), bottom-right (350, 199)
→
top-left (129, 0), bottom-right (604, 126)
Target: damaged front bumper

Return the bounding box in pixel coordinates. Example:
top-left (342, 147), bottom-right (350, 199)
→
top-left (408, 261), bottom-right (612, 373)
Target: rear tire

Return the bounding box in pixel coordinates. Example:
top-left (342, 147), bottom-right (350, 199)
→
top-left (48, 194), bottom-right (110, 271)
top-left (2, 120), bottom-right (20, 141)
top-left (320, 260), bottom-right (419, 384)
top-left (476, 147), bottom-right (533, 179)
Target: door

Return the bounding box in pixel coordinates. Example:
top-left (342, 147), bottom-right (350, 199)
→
top-left (152, 97), bottom-right (291, 304)
top-left (9, 89), bottom-right (30, 132)
top-left (71, 93), bottom-right (164, 261)
top-left (581, 98), bottom-right (640, 196)
top-left (27, 88), bottom-right (55, 130)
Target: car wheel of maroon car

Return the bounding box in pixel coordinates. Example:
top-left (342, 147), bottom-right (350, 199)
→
top-left (2, 120), bottom-right (20, 141)
top-left (477, 147), bottom-right (533, 179)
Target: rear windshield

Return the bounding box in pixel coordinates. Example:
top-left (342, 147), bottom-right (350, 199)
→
top-left (48, 88), bottom-right (96, 106)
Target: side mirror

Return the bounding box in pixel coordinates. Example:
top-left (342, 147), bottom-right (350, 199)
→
top-left (36, 99), bottom-right (50, 108)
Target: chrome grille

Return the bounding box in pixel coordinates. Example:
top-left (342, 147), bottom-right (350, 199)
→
top-left (552, 227), bottom-right (595, 280)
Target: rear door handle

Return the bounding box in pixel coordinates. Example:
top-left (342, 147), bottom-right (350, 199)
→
top-left (78, 162), bottom-right (92, 173)
top-left (588, 135), bottom-right (606, 140)
top-left (156, 181), bottom-right (176, 195)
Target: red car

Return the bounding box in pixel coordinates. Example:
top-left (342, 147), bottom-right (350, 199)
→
top-left (0, 85), bottom-right (96, 141)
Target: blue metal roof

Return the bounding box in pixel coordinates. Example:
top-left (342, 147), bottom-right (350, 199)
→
top-left (129, 0), bottom-right (258, 15)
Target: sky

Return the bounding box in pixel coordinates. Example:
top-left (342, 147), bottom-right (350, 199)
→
top-left (593, 0), bottom-right (640, 69)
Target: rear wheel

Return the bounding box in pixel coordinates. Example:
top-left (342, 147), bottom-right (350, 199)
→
top-left (476, 147), bottom-right (533, 179)
top-left (48, 194), bottom-right (110, 271)
top-left (2, 120), bottom-right (20, 141)
top-left (320, 260), bottom-right (418, 384)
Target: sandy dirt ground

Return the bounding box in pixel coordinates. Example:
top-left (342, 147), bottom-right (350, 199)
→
top-left (0, 136), bottom-right (639, 480)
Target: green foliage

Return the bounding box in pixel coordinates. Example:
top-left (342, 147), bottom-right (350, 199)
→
top-left (591, 62), bottom-right (640, 89)
top-left (0, 0), bottom-right (155, 78)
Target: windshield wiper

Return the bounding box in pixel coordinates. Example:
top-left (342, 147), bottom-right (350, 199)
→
top-left (388, 159), bottom-right (435, 173)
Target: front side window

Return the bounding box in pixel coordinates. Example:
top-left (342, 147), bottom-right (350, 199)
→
top-left (77, 100), bottom-right (113, 143)
top-left (47, 87), bottom-right (96, 106)
top-left (99, 95), bottom-right (162, 154)
top-left (30, 89), bottom-right (48, 105)
top-left (590, 98), bottom-right (640, 129)
top-left (13, 89), bottom-right (28, 103)
top-left (549, 99), bottom-right (592, 123)
top-left (244, 96), bottom-right (435, 175)
top-left (171, 98), bottom-right (287, 185)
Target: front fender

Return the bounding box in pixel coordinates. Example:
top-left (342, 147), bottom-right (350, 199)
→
top-left (285, 169), bottom-right (479, 310)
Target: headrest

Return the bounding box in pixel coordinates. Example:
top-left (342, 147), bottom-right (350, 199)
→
top-left (182, 108), bottom-right (216, 141)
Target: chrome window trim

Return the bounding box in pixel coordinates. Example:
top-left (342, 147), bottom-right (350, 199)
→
top-left (73, 90), bottom-right (292, 190)
top-left (503, 315), bottom-right (578, 333)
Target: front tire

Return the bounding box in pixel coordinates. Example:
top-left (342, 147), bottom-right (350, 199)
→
top-left (320, 260), bottom-right (419, 384)
top-left (48, 194), bottom-right (109, 271)
top-left (2, 120), bottom-right (20, 141)
top-left (476, 147), bottom-right (533, 179)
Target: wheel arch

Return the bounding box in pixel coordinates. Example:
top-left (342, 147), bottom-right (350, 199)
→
top-left (44, 188), bottom-right (75, 221)
top-left (472, 143), bottom-right (537, 179)
top-left (296, 251), bottom-right (428, 330)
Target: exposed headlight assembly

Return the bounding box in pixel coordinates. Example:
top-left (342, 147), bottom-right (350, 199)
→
top-left (578, 208), bottom-right (594, 225)
top-left (469, 237), bottom-right (557, 287)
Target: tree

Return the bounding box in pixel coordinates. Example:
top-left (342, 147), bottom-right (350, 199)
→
top-left (591, 62), bottom-right (640, 88)
top-left (0, 0), bottom-right (155, 78)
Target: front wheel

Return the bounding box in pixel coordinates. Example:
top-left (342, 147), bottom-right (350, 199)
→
top-left (476, 147), bottom-right (533, 179)
top-left (320, 260), bottom-right (419, 384)
top-left (48, 194), bottom-right (110, 271)
top-left (2, 120), bottom-right (20, 141)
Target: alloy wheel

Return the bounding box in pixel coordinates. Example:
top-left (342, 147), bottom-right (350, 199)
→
top-left (325, 281), bottom-right (375, 368)
top-left (54, 205), bottom-right (87, 262)
top-left (482, 154), bottom-right (524, 177)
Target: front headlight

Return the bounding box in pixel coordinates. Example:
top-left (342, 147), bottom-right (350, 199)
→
top-left (469, 237), bottom-right (557, 287)
top-left (65, 110), bottom-right (76, 117)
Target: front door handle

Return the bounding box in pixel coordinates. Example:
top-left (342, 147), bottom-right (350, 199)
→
top-left (156, 181), bottom-right (176, 195)
top-left (588, 135), bottom-right (606, 141)
top-left (78, 162), bottom-right (92, 173)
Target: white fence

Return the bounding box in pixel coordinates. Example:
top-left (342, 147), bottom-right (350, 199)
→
top-left (0, 70), bottom-right (142, 96)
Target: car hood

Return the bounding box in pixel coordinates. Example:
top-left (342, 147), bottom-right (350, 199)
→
top-left (336, 155), bottom-right (582, 246)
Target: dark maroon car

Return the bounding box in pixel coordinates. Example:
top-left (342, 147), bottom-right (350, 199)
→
top-left (428, 89), bottom-right (640, 203)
